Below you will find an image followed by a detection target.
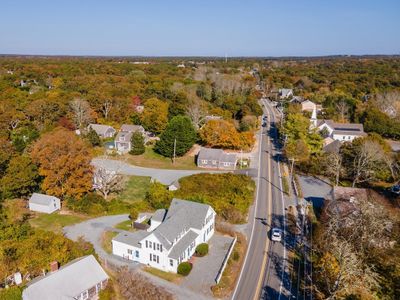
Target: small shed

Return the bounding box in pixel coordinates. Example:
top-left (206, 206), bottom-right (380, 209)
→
top-left (29, 193), bottom-right (61, 214)
top-left (168, 180), bottom-right (180, 191)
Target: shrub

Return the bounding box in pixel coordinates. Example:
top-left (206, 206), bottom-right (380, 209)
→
top-left (195, 243), bottom-right (209, 257)
top-left (177, 262), bottom-right (192, 276)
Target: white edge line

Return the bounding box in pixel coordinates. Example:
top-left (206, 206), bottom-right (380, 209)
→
top-left (231, 103), bottom-right (264, 300)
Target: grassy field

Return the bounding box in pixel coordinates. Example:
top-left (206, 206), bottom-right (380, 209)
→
top-left (29, 212), bottom-right (87, 234)
top-left (102, 231), bottom-right (119, 254)
top-left (123, 147), bottom-right (198, 170)
top-left (114, 219), bottom-right (135, 231)
top-left (143, 267), bottom-right (182, 283)
top-left (116, 175), bottom-right (151, 204)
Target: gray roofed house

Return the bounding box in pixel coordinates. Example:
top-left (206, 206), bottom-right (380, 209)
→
top-left (278, 88), bottom-right (294, 99)
top-left (120, 124), bottom-right (145, 134)
top-left (197, 147), bottom-right (237, 170)
top-left (29, 193), bottom-right (61, 214)
top-left (313, 114), bottom-right (367, 143)
top-left (88, 124), bottom-right (116, 138)
top-left (112, 198), bottom-right (216, 273)
top-left (323, 139), bottom-right (342, 154)
top-left (115, 124), bottom-right (146, 153)
top-left (22, 255), bottom-right (109, 300)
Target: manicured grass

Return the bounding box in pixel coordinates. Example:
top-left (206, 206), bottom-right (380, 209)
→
top-left (143, 267), bottom-right (182, 283)
top-left (123, 146), bottom-right (198, 170)
top-left (29, 212), bottom-right (87, 234)
top-left (114, 219), bottom-right (135, 231)
top-left (102, 231), bottom-right (119, 254)
top-left (116, 176), bottom-right (151, 204)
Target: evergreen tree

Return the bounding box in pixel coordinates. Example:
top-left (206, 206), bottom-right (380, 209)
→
top-left (154, 115), bottom-right (197, 158)
top-left (86, 127), bottom-right (101, 146)
top-left (129, 132), bottom-right (145, 155)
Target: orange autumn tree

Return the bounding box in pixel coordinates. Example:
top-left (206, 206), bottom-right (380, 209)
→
top-left (31, 128), bottom-right (93, 199)
top-left (199, 119), bottom-right (255, 150)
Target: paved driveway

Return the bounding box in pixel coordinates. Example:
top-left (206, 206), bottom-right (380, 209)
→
top-left (64, 214), bottom-right (134, 267)
top-left (181, 234), bottom-right (234, 297)
top-left (64, 215), bottom-right (212, 300)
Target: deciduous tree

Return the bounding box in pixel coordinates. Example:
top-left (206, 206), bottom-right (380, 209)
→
top-left (140, 98), bottom-right (168, 134)
top-left (31, 128), bottom-right (93, 199)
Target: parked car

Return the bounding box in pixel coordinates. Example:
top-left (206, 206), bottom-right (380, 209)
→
top-left (271, 228), bottom-right (282, 242)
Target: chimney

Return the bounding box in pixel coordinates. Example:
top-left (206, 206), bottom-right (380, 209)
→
top-left (50, 261), bottom-right (59, 272)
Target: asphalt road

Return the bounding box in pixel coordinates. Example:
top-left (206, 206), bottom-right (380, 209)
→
top-left (92, 158), bottom-right (257, 185)
top-left (232, 99), bottom-right (291, 300)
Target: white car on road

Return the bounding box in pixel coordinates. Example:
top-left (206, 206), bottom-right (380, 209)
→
top-left (271, 228), bottom-right (282, 242)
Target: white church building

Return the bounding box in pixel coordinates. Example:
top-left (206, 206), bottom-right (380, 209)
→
top-left (310, 107), bottom-right (367, 142)
top-left (112, 198), bottom-right (216, 273)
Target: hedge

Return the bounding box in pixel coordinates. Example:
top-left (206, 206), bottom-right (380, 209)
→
top-left (177, 262), bottom-right (192, 276)
top-left (195, 243), bottom-right (209, 257)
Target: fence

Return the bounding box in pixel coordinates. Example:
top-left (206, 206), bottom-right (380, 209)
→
top-left (215, 236), bottom-right (237, 284)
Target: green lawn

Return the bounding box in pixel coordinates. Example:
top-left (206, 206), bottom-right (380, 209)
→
top-left (123, 146), bottom-right (198, 170)
top-left (114, 219), bottom-right (135, 231)
top-left (29, 213), bottom-right (87, 234)
top-left (116, 175), bottom-right (151, 204)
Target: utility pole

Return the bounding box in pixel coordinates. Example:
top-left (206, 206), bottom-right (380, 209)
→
top-left (173, 138), bottom-right (176, 164)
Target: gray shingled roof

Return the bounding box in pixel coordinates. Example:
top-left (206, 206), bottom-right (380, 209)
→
top-left (323, 140), bottom-right (342, 154)
top-left (155, 199), bottom-right (211, 247)
top-left (332, 130), bottom-right (367, 136)
top-left (115, 131), bottom-right (133, 142)
top-left (29, 193), bottom-right (59, 206)
top-left (168, 230), bottom-right (199, 259)
top-left (22, 255), bottom-right (109, 300)
top-left (120, 124), bottom-right (145, 133)
top-left (113, 230), bottom-right (150, 248)
top-left (198, 147), bottom-right (237, 163)
top-left (152, 209), bottom-right (166, 222)
top-left (88, 124), bottom-right (115, 136)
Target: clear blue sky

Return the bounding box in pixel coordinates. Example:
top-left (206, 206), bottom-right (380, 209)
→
top-left (0, 0), bottom-right (399, 56)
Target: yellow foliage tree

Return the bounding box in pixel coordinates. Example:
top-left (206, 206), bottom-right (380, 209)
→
top-left (31, 128), bottom-right (93, 199)
top-left (140, 98), bottom-right (169, 134)
top-left (199, 119), bottom-right (254, 150)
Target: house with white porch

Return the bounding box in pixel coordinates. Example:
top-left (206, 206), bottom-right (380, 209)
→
top-left (112, 199), bottom-right (216, 273)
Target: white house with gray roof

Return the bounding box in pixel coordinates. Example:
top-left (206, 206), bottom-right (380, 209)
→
top-left (22, 255), bottom-right (109, 300)
top-left (112, 199), bottom-right (216, 273)
top-left (197, 147), bottom-right (237, 170)
top-left (310, 107), bottom-right (366, 142)
top-left (114, 124), bottom-right (146, 153)
top-left (28, 193), bottom-right (60, 214)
